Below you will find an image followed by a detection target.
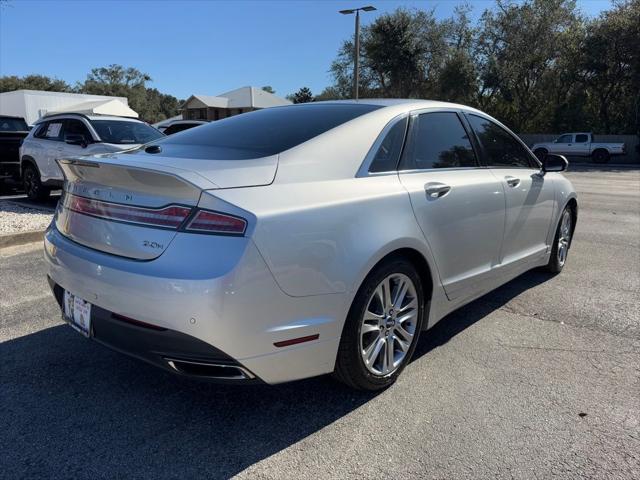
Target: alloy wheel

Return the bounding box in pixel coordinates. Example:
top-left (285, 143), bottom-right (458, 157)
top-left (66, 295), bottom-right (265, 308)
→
top-left (557, 210), bottom-right (572, 267)
top-left (359, 273), bottom-right (418, 376)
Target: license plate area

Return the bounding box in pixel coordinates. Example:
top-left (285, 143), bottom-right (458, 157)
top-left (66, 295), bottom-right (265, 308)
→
top-left (63, 290), bottom-right (92, 337)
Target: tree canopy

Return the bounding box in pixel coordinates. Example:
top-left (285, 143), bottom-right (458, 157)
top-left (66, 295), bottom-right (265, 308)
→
top-left (0, 65), bottom-right (181, 123)
top-left (325, 0), bottom-right (639, 134)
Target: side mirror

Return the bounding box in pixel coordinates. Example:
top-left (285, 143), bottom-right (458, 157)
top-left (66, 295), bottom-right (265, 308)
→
top-left (65, 134), bottom-right (87, 148)
top-left (542, 154), bottom-right (568, 173)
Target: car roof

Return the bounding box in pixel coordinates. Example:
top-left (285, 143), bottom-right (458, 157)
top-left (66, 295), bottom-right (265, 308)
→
top-left (37, 113), bottom-right (144, 124)
top-left (311, 98), bottom-right (478, 110)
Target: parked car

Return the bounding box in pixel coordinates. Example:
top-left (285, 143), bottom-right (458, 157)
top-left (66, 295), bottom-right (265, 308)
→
top-left (157, 120), bottom-right (207, 135)
top-left (531, 132), bottom-right (625, 163)
top-left (44, 100), bottom-right (577, 390)
top-left (19, 113), bottom-right (165, 200)
top-left (0, 115), bottom-right (30, 185)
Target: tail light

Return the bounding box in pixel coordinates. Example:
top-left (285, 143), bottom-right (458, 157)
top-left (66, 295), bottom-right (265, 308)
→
top-left (185, 210), bottom-right (247, 235)
top-left (63, 194), bottom-right (246, 235)
top-left (66, 195), bottom-right (192, 228)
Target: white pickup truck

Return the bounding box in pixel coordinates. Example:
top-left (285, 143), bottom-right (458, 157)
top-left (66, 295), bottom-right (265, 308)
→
top-left (531, 133), bottom-right (625, 163)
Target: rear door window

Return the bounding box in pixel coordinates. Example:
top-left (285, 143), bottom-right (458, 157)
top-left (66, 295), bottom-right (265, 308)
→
top-left (556, 134), bottom-right (573, 143)
top-left (467, 114), bottom-right (538, 169)
top-left (399, 112), bottom-right (477, 170)
top-left (575, 134), bottom-right (589, 143)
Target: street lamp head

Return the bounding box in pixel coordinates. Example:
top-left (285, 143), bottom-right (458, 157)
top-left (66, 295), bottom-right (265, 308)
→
top-left (339, 6), bottom-right (376, 14)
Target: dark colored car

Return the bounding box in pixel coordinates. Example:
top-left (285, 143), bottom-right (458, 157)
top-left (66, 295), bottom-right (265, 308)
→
top-left (0, 115), bottom-right (29, 185)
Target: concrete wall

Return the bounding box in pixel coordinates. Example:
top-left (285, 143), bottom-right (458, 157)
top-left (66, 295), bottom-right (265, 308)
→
top-left (519, 134), bottom-right (640, 164)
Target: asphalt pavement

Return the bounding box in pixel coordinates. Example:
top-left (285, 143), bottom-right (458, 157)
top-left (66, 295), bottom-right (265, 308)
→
top-left (1, 167), bottom-right (638, 479)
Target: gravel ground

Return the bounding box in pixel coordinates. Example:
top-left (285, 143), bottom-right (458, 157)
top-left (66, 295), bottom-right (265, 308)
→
top-left (0, 199), bottom-right (54, 234)
top-left (1, 168), bottom-right (639, 479)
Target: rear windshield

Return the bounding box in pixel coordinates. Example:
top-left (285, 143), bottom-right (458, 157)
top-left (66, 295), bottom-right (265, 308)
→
top-left (0, 117), bottom-right (29, 131)
top-left (153, 103), bottom-right (382, 159)
top-left (91, 120), bottom-right (164, 145)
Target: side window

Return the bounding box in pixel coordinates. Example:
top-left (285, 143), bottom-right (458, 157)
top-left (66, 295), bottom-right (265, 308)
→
top-left (400, 112), bottom-right (477, 170)
top-left (556, 134), bottom-right (573, 143)
top-left (43, 121), bottom-right (64, 141)
top-left (33, 122), bottom-right (49, 138)
top-left (575, 134), bottom-right (589, 143)
top-left (64, 119), bottom-right (92, 141)
top-left (467, 115), bottom-right (537, 169)
top-left (369, 117), bottom-right (407, 173)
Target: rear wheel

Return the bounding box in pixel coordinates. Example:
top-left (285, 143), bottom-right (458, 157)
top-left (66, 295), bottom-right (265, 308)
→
top-left (534, 148), bottom-right (548, 161)
top-left (546, 207), bottom-right (573, 273)
top-left (22, 164), bottom-right (50, 201)
top-left (592, 149), bottom-right (610, 164)
top-left (334, 257), bottom-right (425, 390)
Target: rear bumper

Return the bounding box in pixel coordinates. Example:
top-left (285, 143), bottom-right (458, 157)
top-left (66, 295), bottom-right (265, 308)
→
top-left (44, 225), bottom-right (346, 384)
top-left (49, 278), bottom-right (261, 383)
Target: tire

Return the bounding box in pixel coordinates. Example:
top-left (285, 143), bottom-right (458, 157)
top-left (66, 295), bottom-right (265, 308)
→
top-left (546, 207), bottom-right (573, 274)
top-left (22, 164), bottom-right (50, 201)
top-left (334, 257), bottom-right (425, 391)
top-left (534, 148), bottom-right (548, 161)
top-left (592, 149), bottom-right (610, 164)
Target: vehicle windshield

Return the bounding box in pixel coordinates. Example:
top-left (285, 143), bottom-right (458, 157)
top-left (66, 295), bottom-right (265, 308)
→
top-left (152, 103), bottom-right (382, 160)
top-left (0, 117), bottom-right (29, 131)
top-left (91, 120), bottom-right (164, 145)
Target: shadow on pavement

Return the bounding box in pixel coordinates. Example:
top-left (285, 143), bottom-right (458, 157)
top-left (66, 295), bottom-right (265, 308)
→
top-left (1, 268), bottom-right (554, 478)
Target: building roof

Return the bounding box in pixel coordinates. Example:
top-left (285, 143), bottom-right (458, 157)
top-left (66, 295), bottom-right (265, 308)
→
top-left (45, 99), bottom-right (139, 118)
top-left (182, 86), bottom-right (291, 111)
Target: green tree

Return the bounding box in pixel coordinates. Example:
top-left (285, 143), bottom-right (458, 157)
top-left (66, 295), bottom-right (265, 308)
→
top-left (581, 0), bottom-right (640, 134)
top-left (288, 87), bottom-right (314, 103)
top-left (475, 0), bottom-right (582, 132)
top-left (77, 64), bottom-right (179, 123)
top-left (261, 86), bottom-right (275, 94)
top-left (0, 74), bottom-right (72, 93)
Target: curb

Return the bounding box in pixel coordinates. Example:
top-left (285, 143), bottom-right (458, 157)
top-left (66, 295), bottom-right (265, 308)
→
top-left (0, 230), bottom-right (45, 249)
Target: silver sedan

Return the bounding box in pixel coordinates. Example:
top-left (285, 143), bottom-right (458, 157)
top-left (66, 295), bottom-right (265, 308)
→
top-left (45, 100), bottom-right (577, 390)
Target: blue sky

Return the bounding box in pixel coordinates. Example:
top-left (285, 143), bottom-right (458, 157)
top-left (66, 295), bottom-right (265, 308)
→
top-left (0, 0), bottom-right (613, 100)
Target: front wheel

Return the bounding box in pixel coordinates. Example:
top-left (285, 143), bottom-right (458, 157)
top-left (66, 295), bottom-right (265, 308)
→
top-left (22, 164), bottom-right (50, 201)
top-left (334, 257), bottom-right (425, 390)
top-left (546, 207), bottom-right (573, 273)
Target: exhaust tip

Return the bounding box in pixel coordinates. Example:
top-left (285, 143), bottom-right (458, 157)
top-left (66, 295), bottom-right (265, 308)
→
top-left (164, 357), bottom-right (255, 380)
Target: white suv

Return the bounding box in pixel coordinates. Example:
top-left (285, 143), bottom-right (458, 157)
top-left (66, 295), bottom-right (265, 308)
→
top-left (19, 113), bottom-right (164, 200)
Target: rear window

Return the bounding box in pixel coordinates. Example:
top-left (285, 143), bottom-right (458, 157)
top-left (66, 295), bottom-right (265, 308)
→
top-left (91, 120), bottom-right (164, 145)
top-left (153, 103), bottom-right (382, 160)
top-left (0, 117), bottom-right (28, 131)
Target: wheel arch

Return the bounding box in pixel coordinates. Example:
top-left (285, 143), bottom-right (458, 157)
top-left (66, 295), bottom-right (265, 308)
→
top-left (352, 245), bottom-right (436, 305)
top-left (20, 155), bottom-right (40, 176)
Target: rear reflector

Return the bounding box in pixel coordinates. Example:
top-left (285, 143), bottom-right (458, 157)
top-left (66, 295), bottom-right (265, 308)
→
top-left (65, 194), bottom-right (192, 229)
top-left (273, 334), bottom-right (320, 348)
top-left (185, 210), bottom-right (247, 235)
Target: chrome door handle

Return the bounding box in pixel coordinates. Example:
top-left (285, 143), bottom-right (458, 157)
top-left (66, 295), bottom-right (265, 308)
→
top-left (505, 176), bottom-right (520, 187)
top-left (424, 183), bottom-right (451, 198)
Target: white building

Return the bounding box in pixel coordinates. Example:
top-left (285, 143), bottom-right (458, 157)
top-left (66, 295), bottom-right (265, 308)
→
top-left (0, 90), bottom-right (138, 125)
top-left (181, 86), bottom-right (291, 121)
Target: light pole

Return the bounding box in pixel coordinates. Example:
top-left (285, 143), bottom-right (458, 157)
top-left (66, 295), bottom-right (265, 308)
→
top-left (339, 5), bottom-right (376, 100)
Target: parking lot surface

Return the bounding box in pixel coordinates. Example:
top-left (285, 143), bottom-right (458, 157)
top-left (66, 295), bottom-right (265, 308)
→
top-left (1, 168), bottom-right (638, 479)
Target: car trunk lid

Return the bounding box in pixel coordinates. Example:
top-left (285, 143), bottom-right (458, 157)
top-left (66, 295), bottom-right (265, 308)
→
top-left (55, 152), bottom-right (274, 260)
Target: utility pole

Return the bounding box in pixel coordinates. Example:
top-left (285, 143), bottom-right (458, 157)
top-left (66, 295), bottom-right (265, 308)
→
top-left (339, 5), bottom-right (376, 99)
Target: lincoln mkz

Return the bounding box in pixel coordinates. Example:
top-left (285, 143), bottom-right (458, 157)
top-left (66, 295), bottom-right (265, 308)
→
top-left (45, 100), bottom-right (577, 390)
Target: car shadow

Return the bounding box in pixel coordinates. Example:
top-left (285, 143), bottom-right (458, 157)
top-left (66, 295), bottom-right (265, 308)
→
top-left (413, 268), bottom-right (555, 360)
top-left (2, 268), bottom-right (555, 478)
